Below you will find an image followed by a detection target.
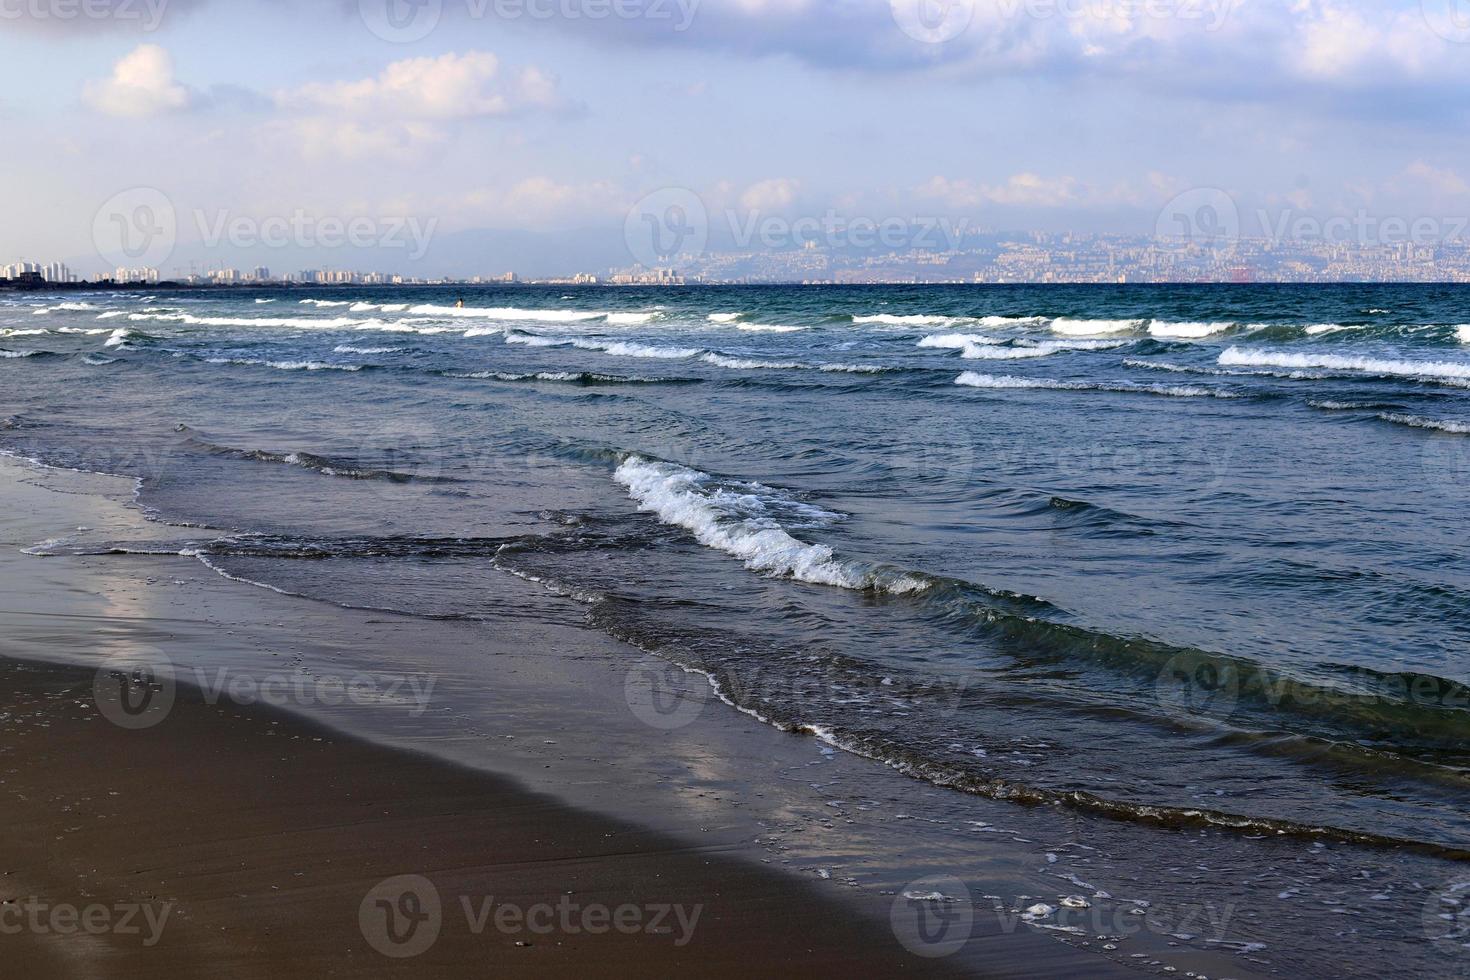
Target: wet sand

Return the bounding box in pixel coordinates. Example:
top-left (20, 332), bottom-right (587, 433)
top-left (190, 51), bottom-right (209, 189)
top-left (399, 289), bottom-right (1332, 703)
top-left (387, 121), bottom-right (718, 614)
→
top-left (0, 656), bottom-right (969, 977)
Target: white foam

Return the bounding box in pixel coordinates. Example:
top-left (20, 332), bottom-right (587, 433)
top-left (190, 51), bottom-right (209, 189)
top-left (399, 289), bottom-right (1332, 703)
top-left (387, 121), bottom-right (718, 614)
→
top-left (918, 333), bottom-right (1002, 350)
top-left (955, 372), bottom-right (1227, 398)
top-left (576, 339), bottom-right (700, 359)
top-left (205, 357), bottom-right (362, 372)
top-left (130, 313), bottom-right (371, 330)
top-left (854, 314), bottom-right (957, 326)
top-left (1050, 318), bottom-right (1145, 336)
top-left (818, 363), bottom-right (890, 374)
top-left (1377, 412), bottom-right (1470, 434)
top-left (1219, 347), bottom-right (1470, 383)
top-left (408, 304), bottom-right (604, 322)
top-left (255, 298), bottom-right (276, 304)
top-left (614, 457), bottom-right (929, 593)
top-left (463, 326), bottom-right (502, 338)
top-left (0, 328), bottom-right (49, 337)
top-left (299, 299), bottom-right (351, 308)
top-left (737, 323), bottom-right (805, 333)
top-left (701, 353), bottom-right (804, 370)
top-left (58, 327), bottom-right (112, 335)
top-left (708, 312), bottom-right (744, 323)
top-left (606, 312), bottom-right (658, 326)
top-left (960, 344), bottom-right (1055, 360)
top-left (0, 350), bottom-right (37, 358)
top-left (33, 302), bottom-right (98, 314)
top-left (504, 333), bottom-right (568, 348)
top-left (333, 345), bottom-right (402, 355)
top-left (96, 311), bottom-right (127, 320)
top-left (1457, 325), bottom-right (1470, 344)
top-left (1304, 324), bottom-right (1366, 336)
top-left (1147, 320), bottom-right (1234, 339)
top-left (104, 328), bottom-right (135, 348)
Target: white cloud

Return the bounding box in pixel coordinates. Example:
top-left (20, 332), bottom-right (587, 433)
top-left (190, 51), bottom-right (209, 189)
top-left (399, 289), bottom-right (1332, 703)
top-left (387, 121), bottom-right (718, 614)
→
top-left (278, 52), bottom-right (569, 120)
top-left (83, 44), bottom-right (191, 118)
top-left (917, 173), bottom-right (1082, 208)
top-left (739, 177), bottom-right (801, 211)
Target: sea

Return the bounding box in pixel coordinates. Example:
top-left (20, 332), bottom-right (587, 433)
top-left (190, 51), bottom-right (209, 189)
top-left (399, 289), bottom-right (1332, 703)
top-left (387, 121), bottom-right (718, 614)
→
top-left (2, 282), bottom-right (1469, 969)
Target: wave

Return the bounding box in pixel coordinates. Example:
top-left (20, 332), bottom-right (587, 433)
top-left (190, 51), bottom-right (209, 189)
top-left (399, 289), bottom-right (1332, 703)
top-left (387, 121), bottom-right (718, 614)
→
top-left (333, 345), bottom-right (403, 355)
top-left (1147, 320), bottom-right (1234, 339)
top-left (1377, 412), bottom-right (1470, 434)
top-left (350, 302), bottom-right (409, 313)
top-left (575, 339), bottom-right (700, 360)
top-left (1220, 347), bottom-right (1470, 384)
top-left (0, 349), bottom-right (37, 358)
top-left (255, 298), bottom-right (276, 304)
top-left (854, 314), bottom-right (958, 326)
top-left (959, 344), bottom-right (1056, 360)
top-left (606, 312), bottom-right (658, 326)
top-left (708, 313), bottom-right (744, 323)
top-left (0, 328), bottom-right (49, 337)
top-left (33, 302), bottom-right (99, 314)
top-left (58, 327), bottom-right (113, 335)
top-left (1050, 318), bottom-right (1145, 336)
top-left (1304, 324), bottom-right (1367, 336)
top-left (407, 304), bottom-right (604, 322)
top-left (701, 353), bottom-right (804, 370)
top-left (96, 311), bottom-right (127, 320)
top-left (1458, 325), bottom-right (1470, 344)
top-left (818, 363), bottom-right (893, 374)
top-left (614, 456), bottom-right (928, 593)
top-left (463, 326), bottom-right (502, 338)
top-left (917, 332), bottom-right (1001, 350)
top-left (82, 353), bottom-right (118, 366)
top-left (737, 323), bottom-right (805, 333)
top-left (174, 425), bottom-right (447, 482)
top-left (452, 370), bottom-right (682, 385)
top-left (299, 299), bottom-right (352, 308)
top-left (203, 357), bottom-right (363, 372)
top-left (504, 333), bottom-right (568, 348)
top-left (104, 328), bottom-right (137, 348)
top-left (955, 372), bottom-right (1234, 398)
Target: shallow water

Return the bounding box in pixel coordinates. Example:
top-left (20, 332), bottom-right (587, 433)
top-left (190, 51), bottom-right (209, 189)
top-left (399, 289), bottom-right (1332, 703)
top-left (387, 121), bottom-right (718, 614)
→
top-left (4, 283), bottom-right (1469, 861)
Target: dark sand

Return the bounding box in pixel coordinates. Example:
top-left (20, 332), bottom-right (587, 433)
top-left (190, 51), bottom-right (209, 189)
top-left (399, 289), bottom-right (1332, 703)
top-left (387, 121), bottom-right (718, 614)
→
top-left (1, 657), bottom-right (970, 977)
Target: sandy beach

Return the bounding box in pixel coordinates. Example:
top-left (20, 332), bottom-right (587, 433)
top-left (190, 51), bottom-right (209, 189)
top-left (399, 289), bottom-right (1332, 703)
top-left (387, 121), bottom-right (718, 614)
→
top-left (0, 455), bottom-right (1134, 977)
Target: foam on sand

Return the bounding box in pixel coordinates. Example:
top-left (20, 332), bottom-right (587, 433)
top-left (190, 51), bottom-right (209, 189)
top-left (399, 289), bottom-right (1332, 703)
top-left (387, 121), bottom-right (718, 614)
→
top-left (1219, 347), bottom-right (1470, 383)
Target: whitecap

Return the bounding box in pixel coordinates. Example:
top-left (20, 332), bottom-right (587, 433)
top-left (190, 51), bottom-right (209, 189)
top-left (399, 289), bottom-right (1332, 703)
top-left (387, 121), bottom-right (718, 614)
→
top-left (737, 323), bottom-right (806, 333)
top-left (701, 353), bottom-right (804, 370)
top-left (1050, 318), bottom-right (1145, 336)
top-left (708, 312), bottom-right (744, 323)
top-left (1147, 320), bottom-right (1234, 339)
top-left (1219, 347), bottom-right (1470, 383)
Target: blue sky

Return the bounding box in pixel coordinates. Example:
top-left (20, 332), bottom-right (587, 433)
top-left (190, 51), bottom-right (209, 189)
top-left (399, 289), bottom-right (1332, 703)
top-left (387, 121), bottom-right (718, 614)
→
top-left (4, 0), bottom-right (1470, 276)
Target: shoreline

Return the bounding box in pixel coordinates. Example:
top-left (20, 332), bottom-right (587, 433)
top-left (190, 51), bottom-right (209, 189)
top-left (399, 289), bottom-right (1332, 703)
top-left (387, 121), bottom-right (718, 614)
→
top-left (0, 655), bottom-right (966, 977)
top-left (0, 454), bottom-right (1129, 977)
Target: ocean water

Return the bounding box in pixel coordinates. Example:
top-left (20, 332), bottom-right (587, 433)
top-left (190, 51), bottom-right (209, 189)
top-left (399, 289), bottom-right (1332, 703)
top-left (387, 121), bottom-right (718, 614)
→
top-left (4, 283), bottom-right (1469, 861)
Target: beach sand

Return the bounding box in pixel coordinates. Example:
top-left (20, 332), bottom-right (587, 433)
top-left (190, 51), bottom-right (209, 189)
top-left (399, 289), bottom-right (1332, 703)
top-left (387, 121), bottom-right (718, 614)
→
top-left (0, 453), bottom-right (1235, 978)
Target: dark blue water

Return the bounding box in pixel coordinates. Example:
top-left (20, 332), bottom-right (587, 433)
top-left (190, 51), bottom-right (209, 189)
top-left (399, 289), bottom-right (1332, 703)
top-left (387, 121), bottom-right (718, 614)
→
top-left (4, 283), bottom-right (1469, 857)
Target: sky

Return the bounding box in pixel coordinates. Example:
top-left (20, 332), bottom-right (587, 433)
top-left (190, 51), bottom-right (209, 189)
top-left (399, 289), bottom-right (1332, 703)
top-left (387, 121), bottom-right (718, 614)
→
top-left (4, 0), bottom-right (1470, 277)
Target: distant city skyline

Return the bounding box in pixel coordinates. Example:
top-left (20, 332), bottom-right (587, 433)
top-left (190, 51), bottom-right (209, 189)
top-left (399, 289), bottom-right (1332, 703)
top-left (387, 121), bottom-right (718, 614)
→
top-left (6, 1), bottom-right (1470, 280)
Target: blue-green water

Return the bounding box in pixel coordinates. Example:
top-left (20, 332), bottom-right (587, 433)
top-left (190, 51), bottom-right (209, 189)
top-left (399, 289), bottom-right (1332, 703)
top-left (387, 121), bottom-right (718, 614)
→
top-left (3, 283), bottom-right (1469, 858)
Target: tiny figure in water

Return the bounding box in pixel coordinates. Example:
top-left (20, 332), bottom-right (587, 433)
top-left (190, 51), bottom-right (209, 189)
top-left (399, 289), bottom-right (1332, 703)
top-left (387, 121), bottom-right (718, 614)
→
top-left (456, 298), bottom-right (465, 308)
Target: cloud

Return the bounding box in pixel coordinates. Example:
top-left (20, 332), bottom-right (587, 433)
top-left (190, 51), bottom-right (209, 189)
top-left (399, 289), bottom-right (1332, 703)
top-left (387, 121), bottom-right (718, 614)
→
top-left (277, 52), bottom-right (572, 120)
top-left (739, 177), bottom-right (801, 211)
top-left (917, 173), bottom-right (1083, 208)
top-left (82, 44), bottom-right (192, 118)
